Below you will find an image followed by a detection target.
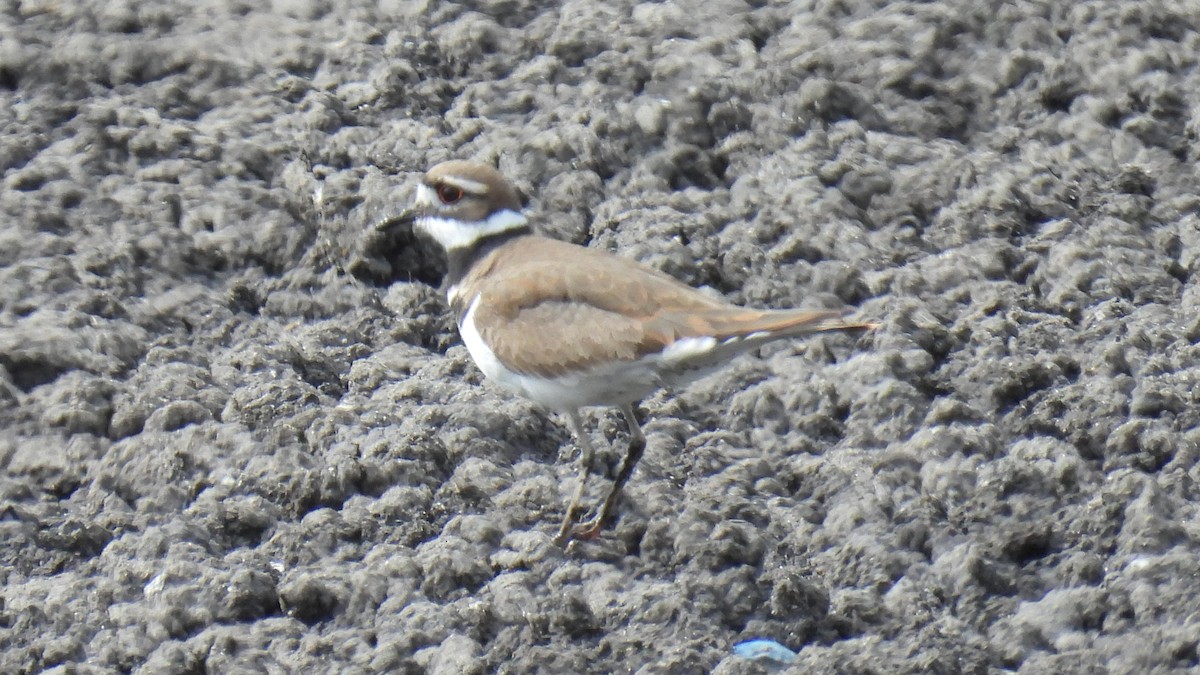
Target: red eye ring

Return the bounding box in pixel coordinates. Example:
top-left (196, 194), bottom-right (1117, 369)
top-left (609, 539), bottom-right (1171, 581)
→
top-left (436, 184), bottom-right (464, 204)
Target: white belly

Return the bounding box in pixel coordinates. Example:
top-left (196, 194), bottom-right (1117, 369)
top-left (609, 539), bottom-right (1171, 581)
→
top-left (458, 297), bottom-right (663, 411)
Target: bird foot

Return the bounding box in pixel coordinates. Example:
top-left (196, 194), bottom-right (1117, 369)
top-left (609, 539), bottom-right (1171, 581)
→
top-left (552, 510), bottom-right (607, 547)
top-left (570, 518), bottom-right (606, 542)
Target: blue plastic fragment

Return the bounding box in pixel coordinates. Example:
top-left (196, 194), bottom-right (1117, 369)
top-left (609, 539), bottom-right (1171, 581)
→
top-left (732, 639), bottom-right (798, 664)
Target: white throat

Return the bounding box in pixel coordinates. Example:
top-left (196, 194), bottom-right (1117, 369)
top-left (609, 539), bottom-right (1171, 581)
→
top-left (416, 209), bottom-right (527, 251)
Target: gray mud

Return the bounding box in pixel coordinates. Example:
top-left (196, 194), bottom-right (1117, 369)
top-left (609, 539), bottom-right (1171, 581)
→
top-left (2, 1), bottom-right (1199, 673)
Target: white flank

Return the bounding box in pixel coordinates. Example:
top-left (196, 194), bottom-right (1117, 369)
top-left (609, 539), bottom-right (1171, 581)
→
top-left (459, 296), bottom-right (663, 410)
top-left (416, 209), bottom-right (527, 250)
top-left (661, 335), bottom-right (718, 364)
top-left (459, 295), bottom-right (510, 385)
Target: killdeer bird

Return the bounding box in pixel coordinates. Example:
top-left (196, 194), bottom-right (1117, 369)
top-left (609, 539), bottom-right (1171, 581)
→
top-left (394, 160), bottom-right (876, 545)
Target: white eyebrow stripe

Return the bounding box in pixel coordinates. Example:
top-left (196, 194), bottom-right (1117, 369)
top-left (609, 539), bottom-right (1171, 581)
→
top-left (444, 176), bottom-right (489, 194)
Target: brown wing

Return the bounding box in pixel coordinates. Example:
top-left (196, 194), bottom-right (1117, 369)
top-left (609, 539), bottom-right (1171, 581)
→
top-left (467, 237), bottom-right (727, 377)
top-left (496, 238), bottom-right (730, 315)
top-left (476, 299), bottom-right (650, 377)
top-left (468, 236), bottom-right (872, 377)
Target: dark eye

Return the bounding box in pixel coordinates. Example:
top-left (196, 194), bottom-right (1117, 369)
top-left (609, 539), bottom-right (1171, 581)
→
top-left (436, 184), bottom-right (464, 204)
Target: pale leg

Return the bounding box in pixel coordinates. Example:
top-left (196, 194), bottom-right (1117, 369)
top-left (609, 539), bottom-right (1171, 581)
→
top-left (574, 404), bottom-right (645, 540)
top-left (555, 409), bottom-right (595, 546)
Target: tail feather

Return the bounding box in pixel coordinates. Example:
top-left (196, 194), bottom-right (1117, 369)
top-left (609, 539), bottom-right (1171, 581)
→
top-left (646, 307), bottom-right (875, 344)
top-left (646, 306), bottom-right (876, 382)
top-left (711, 307), bottom-right (876, 340)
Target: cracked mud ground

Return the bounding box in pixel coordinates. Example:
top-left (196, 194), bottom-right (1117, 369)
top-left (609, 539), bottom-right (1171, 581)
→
top-left (2, 1), bottom-right (1199, 673)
